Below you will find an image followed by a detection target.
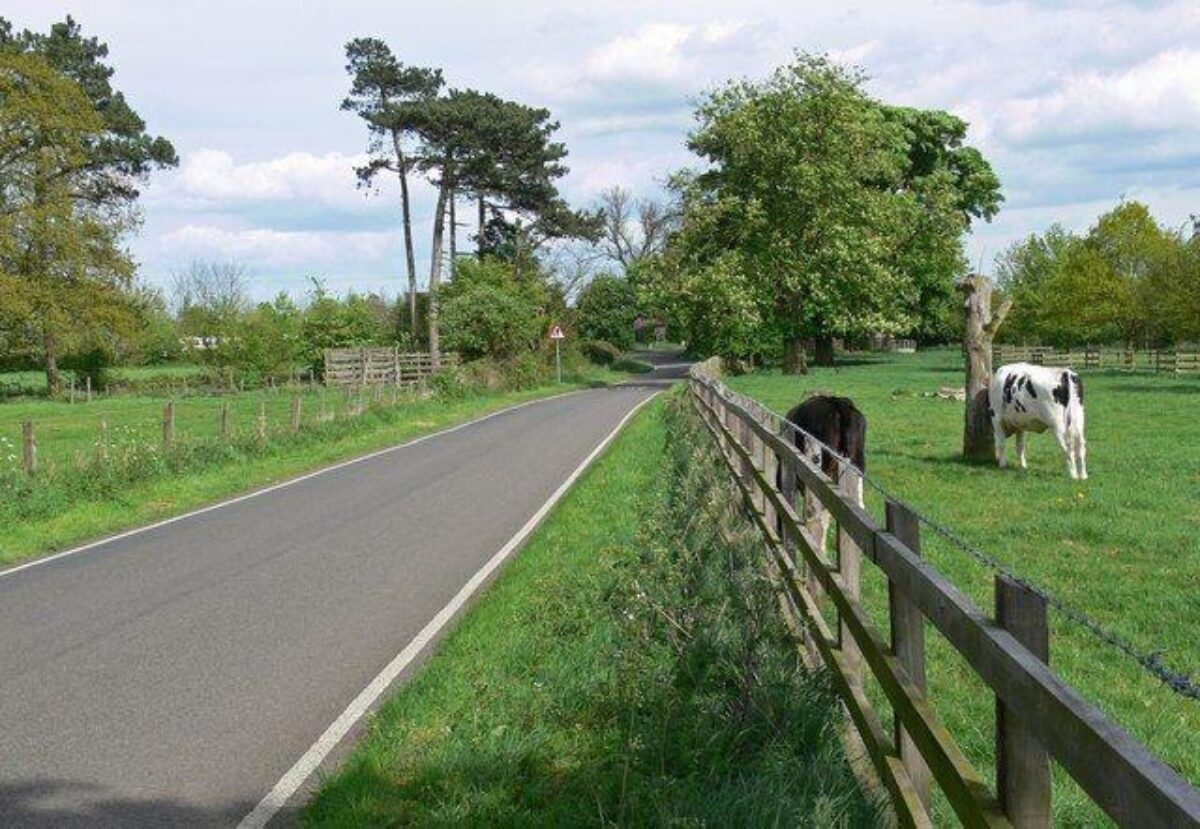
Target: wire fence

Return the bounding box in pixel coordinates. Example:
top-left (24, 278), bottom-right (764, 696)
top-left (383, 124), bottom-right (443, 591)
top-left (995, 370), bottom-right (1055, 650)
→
top-left (704, 372), bottom-right (1200, 703)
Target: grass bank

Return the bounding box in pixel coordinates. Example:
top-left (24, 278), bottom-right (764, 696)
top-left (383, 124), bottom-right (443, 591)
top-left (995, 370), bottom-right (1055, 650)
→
top-left (304, 394), bottom-right (878, 827)
top-left (726, 349), bottom-right (1199, 825)
top-left (0, 368), bottom-right (626, 567)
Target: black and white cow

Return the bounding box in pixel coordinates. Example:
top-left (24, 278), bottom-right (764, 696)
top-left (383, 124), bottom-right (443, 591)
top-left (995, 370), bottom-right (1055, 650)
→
top-left (781, 396), bottom-right (867, 547)
top-left (989, 363), bottom-right (1087, 479)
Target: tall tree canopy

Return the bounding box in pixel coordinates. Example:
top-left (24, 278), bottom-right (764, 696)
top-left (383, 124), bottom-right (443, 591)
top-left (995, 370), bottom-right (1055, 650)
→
top-left (0, 16), bottom-right (176, 391)
top-left (342, 38), bottom-right (443, 330)
top-left (1, 16), bottom-right (177, 210)
top-left (645, 54), bottom-right (999, 370)
top-left (411, 88), bottom-right (591, 361)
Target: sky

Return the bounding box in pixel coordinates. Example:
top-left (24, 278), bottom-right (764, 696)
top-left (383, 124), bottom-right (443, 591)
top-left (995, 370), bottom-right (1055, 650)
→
top-left (6, 0), bottom-right (1200, 301)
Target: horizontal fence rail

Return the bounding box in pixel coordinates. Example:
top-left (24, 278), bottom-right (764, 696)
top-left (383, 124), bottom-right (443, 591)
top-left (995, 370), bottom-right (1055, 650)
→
top-left (323, 347), bottom-right (459, 388)
top-left (993, 345), bottom-right (1200, 375)
top-left (686, 361), bottom-right (1200, 828)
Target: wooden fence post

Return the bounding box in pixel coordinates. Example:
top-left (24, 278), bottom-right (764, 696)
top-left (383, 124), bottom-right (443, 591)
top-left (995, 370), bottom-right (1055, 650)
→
top-left (86, 375), bottom-right (92, 402)
top-left (290, 396), bottom-right (302, 433)
top-left (163, 401), bottom-right (175, 448)
top-left (360, 347), bottom-right (369, 386)
top-left (257, 400), bottom-right (267, 440)
top-left (996, 574), bottom-right (1051, 827)
top-left (886, 500), bottom-right (933, 811)
top-left (22, 420), bottom-right (36, 474)
top-left (836, 461), bottom-right (863, 690)
top-left (220, 402), bottom-right (230, 440)
top-left (98, 418), bottom-right (108, 462)
top-left (763, 432), bottom-right (778, 535)
top-left (70, 376), bottom-right (76, 404)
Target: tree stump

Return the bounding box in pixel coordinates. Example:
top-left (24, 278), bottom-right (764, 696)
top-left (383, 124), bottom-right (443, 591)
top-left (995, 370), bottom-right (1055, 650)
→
top-left (958, 274), bottom-right (1011, 462)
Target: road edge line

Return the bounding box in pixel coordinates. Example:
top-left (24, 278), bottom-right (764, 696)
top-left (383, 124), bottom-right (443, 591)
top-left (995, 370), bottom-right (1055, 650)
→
top-left (0, 388), bottom-right (592, 582)
top-left (237, 390), bottom-right (661, 829)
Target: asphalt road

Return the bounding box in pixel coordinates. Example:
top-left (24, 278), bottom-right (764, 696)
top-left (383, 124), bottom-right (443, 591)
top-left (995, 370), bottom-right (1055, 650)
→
top-left (0, 383), bottom-right (661, 826)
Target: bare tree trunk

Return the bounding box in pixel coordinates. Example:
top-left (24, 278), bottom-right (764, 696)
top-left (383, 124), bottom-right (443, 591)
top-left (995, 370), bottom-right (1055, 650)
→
top-left (959, 274), bottom-right (1011, 462)
top-left (391, 132), bottom-right (418, 331)
top-left (477, 195), bottom-right (486, 259)
top-left (428, 183), bottom-right (449, 368)
top-left (814, 335), bottom-right (835, 367)
top-left (783, 335), bottom-right (808, 375)
top-left (43, 329), bottom-right (60, 395)
top-left (448, 190), bottom-right (457, 264)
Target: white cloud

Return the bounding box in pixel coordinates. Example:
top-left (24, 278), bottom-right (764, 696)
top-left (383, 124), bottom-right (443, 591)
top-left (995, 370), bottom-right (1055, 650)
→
top-left (172, 149), bottom-right (372, 206)
top-left (157, 225), bottom-right (394, 270)
top-left (585, 23), bottom-right (695, 83)
top-left (999, 49), bottom-right (1200, 144)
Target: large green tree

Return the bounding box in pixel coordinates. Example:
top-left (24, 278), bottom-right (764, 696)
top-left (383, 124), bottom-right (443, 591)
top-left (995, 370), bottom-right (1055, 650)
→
top-left (342, 38), bottom-right (443, 330)
top-left (883, 106), bottom-right (1001, 343)
top-left (0, 16), bottom-right (176, 391)
top-left (656, 54), bottom-right (999, 371)
top-left (0, 52), bottom-right (137, 390)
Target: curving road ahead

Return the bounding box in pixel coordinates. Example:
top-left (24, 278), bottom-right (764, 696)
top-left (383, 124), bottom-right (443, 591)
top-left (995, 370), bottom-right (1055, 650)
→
top-left (0, 382), bottom-right (663, 827)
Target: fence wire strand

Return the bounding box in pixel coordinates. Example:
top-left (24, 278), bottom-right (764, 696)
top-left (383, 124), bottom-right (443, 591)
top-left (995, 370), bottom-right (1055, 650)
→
top-left (694, 371), bottom-right (1200, 704)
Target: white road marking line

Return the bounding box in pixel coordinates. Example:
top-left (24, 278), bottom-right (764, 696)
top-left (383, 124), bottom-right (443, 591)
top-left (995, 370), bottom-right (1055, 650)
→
top-left (237, 391), bottom-right (660, 829)
top-left (0, 389), bottom-right (596, 582)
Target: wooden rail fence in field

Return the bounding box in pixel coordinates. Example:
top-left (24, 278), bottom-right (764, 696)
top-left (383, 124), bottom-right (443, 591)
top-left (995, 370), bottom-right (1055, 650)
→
top-left (993, 345), bottom-right (1200, 374)
top-left (322, 347), bottom-right (459, 388)
top-left (687, 361), bottom-right (1200, 827)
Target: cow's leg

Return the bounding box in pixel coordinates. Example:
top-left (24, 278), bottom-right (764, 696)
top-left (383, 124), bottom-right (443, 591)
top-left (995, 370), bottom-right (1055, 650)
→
top-left (1073, 429), bottom-right (1088, 480)
top-left (993, 419), bottom-right (1009, 468)
top-left (1016, 432), bottom-right (1028, 470)
top-left (1055, 427), bottom-right (1077, 479)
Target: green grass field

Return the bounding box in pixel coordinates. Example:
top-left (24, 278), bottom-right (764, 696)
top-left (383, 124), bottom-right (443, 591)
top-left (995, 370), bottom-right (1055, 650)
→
top-left (305, 397), bottom-right (880, 827)
top-left (725, 349), bottom-right (1199, 825)
top-left (0, 366), bottom-right (629, 566)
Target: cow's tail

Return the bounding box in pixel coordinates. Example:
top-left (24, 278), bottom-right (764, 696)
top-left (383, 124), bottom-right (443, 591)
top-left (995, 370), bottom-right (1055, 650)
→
top-left (1065, 372), bottom-right (1085, 437)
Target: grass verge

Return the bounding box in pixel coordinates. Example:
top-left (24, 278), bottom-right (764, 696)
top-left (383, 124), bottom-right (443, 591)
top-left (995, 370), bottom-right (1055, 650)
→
top-left (303, 394), bottom-right (879, 827)
top-left (0, 369), bottom-right (626, 567)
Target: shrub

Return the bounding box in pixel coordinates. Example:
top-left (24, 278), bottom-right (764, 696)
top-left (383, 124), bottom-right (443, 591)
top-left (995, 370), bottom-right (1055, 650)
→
top-left (580, 339), bottom-right (621, 365)
top-left (576, 275), bottom-right (638, 350)
top-left (62, 347), bottom-right (113, 391)
top-left (613, 356), bottom-right (653, 374)
top-left (428, 366), bottom-right (469, 400)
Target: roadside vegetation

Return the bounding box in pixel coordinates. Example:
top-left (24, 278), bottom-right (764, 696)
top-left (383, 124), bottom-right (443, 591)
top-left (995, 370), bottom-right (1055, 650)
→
top-left (304, 397), bottom-right (880, 827)
top-left (726, 349), bottom-right (1200, 824)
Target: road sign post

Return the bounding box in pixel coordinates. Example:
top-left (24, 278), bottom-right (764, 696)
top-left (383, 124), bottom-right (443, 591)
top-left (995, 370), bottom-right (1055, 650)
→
top-left (550, 324), bottom-right (565, 383)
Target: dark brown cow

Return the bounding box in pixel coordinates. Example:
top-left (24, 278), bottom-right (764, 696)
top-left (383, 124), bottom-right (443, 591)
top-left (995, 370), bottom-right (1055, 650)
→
top-left (779, 395), bottom-right (867, 549)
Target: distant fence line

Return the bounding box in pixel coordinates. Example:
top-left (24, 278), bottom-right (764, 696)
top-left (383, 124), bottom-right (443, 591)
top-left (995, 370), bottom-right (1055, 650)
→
top-left (322, 347), bottom-right (459, 388)
top-left (686, 359), bottom-right (1200, 828)
top-left (10, 382), bottom-right (415, 477)
top-left (993, 345), bottom-right (1200, 374)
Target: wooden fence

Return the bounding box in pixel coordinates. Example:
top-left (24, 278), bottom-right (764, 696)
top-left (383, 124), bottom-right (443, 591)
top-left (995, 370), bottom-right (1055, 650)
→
top-left (322, 347), bottom-right (459, 388)
top-left (993, 345), bottom-right (1200, 374)
top-left (11, 382), bottom-right (413, 476)
top-left (687, 361), bottom-right (1200, 827)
